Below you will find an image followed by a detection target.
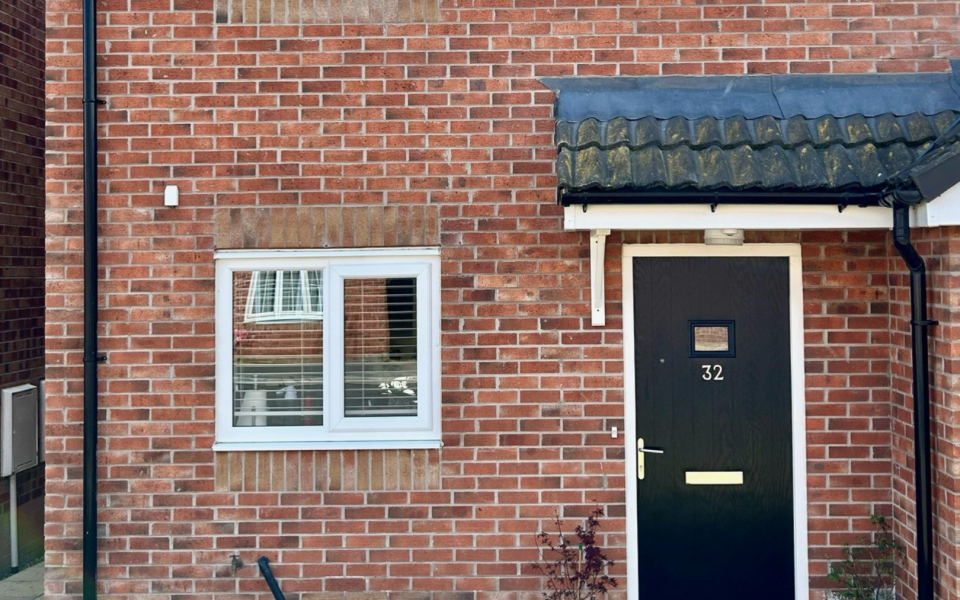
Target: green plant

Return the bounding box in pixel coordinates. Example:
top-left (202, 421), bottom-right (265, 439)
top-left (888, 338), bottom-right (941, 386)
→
top-left (531, 508), bottom-right (618, 600)
top-left (828, 515), bottom-right (904, 600)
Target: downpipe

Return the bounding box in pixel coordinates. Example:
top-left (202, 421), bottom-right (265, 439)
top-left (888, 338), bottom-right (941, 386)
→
top-left (891, 204), bottom-right (935, 600)
top-left (82, 0), bottom-right (101, 593)
top-left (258, 557), bottom-right (288, 600)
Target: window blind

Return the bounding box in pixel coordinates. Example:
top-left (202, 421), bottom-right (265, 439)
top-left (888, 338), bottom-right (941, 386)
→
top-left (343, 277), bottom-right (418, 418)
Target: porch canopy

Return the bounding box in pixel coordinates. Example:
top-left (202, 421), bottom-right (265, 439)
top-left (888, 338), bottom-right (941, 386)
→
top-left (545, 65), bottom-right (960, 227)
top-left (543, 65), bottom-right (960, 325)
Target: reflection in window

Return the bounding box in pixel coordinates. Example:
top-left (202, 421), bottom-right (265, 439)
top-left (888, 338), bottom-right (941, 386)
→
top-left (689, 320), bottom-right (735, 357)
top-left (234, 270), bottom-right (324, 427)
top-left (344, 277), bottom-right (418, 418)
top-left (245, 270), bottom-right (323, 323)
top-left (694, 326), bottom-right (729, 352)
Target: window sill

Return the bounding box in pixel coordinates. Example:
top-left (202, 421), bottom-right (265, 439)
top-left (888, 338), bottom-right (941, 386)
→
top-left (212, 439), bottom-right (443, 452)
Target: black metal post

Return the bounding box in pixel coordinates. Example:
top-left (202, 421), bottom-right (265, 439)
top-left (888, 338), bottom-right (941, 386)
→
top-left (892, 204), bottom-right (934, 600)
top-left (82, 0), bottom-right (100, 594)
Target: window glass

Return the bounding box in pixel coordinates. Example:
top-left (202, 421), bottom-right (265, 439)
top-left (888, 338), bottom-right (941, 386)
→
top-left (280, 270), bottom-right (302, 313)
top-left (343, 278), bottom-right (418, 418)
top-left (252, 271), bottom-right (276, 315)
top-left (689, 320), bottom-right (735, 358)
top-left (307, 270), bottom-right (323, 315)
top-left (245, 270), bottom-right (323, 322)
top-left (233, 270), bottom-right (324, 427)
top-left (693, 326), bottom-right (729, 352)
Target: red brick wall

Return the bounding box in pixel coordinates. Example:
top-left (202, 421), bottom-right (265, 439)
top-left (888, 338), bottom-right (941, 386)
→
top-left (43, 0), bottom-right (960, 598)
top-left (0, 0), bottom-right (46, 578)
top-left (1, 0), bottom-right (45, 390)
top-left (890, 226), bottom-right (960, 600)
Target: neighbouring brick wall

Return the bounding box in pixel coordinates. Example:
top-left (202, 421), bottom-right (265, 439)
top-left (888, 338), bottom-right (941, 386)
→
top-left (0, 0), bottom-right (45, 389)
top-left (0, 0), bottom-right (45, 580)
top-left (43, 0), bottom-right (959, 599)
top-left (890, 226), bottom-right (960, 600)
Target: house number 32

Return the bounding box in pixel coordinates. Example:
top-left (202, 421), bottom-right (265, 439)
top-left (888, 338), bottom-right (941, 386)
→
top-left (701, 365), bottom-right (724, 381)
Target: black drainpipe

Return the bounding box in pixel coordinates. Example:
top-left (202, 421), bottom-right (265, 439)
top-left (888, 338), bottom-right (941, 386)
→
top-left (82, 0), bottom-right (100, 594)
top-left (891, 202), bottom-right (934, 600)
top-left (257, 557), bottom-right (288, 600)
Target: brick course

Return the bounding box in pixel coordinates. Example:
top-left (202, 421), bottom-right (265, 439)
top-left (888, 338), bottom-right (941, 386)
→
top-left (43, 0), bottom-right (960, 599)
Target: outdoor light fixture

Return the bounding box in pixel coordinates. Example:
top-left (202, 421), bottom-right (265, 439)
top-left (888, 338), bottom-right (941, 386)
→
top-left (704, 229), bottom-right (744, 246)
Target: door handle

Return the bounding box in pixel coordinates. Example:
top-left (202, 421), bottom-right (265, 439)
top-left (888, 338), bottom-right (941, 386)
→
top-left (637, 438), bottom-right (664, 480)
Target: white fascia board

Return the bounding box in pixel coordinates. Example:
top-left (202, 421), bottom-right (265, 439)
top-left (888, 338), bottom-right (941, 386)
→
top-left (563, 204), bottom-right (892, 231)
top-left (914, 180), bottom-right (960, 227)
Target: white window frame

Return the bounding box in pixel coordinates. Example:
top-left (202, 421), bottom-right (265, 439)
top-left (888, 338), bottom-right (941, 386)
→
top-left (244, 270), bottom-right (324, 323)
top-left (214, 248), bottom-right (442, 451)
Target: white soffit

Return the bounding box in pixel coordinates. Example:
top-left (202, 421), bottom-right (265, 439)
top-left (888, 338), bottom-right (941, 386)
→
top-left (563, 204), bottom-right (892, 231)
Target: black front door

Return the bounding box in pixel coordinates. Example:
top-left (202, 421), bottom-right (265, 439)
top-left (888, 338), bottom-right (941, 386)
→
top-left (633, 256), bottom-right (795, 599)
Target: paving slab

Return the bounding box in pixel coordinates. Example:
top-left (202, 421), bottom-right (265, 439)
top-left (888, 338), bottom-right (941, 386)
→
top-left (0, 563), bottom-right (43, 600)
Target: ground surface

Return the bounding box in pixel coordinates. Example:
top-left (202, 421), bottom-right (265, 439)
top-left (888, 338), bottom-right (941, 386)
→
top-left (0, 562), bottom-right (42, 600)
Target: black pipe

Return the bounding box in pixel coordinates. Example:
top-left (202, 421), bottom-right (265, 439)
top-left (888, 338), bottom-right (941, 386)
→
top-left (257, 557), bottom-right (288, 600)
top-left (81, 0), bottom-right (100, 594)
top-left (891, 204), bottom-right (934, 600)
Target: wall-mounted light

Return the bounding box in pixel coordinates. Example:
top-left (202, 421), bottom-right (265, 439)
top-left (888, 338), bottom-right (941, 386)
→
top-left (704, 229), bottom-right (744, 246)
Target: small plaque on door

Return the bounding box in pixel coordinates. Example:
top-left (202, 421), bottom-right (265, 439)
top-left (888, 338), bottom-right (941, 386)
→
top-left (689, 320), bottom-right (735, 358)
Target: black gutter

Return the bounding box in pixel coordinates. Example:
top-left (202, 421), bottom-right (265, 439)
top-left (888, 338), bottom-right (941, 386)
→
top-left (891, 201), bottom-right (935, 600)
top-left (558, 188), bottom-right (887, 207)
top-left (82, 0), bottom-right (100, 594)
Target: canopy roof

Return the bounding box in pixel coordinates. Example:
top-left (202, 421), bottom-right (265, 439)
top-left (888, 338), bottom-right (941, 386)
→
top-left (545, 65), bottom-right (960, 205)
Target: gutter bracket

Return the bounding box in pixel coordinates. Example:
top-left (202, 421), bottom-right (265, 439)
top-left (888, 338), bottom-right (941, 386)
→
top-left (590, 229), bottom-right (610, 327)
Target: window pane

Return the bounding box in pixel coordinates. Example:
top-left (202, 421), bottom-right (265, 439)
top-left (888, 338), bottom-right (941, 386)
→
top-left (280, 270), bottom-right (303, 313)
top-left (689, 320), bottom-right (735, 357)
top-left (343, 277), bottom-right (418, 418)
top-left (233, 271), bottom-right (323, 427)
top-left (252, 271), bottom-right (276, 315)
top-left (694, 326), bottom-right (729, 352)
top-left (307, 270), bottom-right (323, 314)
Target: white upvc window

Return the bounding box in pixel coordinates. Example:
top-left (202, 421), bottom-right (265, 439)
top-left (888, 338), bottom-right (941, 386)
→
top-left (214, 248), bottom-right (441, 450)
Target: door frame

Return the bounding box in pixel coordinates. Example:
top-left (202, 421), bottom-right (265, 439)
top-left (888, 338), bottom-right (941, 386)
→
top-left (622, 244), bottom-right (809, 600)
